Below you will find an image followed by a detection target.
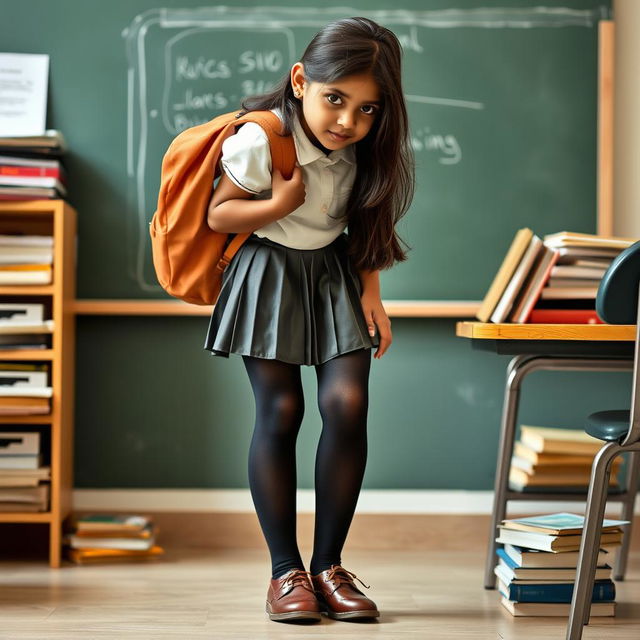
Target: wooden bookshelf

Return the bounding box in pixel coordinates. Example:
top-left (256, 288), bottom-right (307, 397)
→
top-left (0, 200), bottom-right (76, 567)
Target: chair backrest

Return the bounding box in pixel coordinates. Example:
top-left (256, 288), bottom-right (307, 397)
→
top-left (596, 240), bottom-right (640, 324)
top-left (597, 239), bottom-right (640, 446)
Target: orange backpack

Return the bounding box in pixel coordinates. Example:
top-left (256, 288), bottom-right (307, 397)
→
top-left (150, 110), bottom-right (296, 305)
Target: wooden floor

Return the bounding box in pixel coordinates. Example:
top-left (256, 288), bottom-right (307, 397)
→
top-left (0, 548), bottom-right (638, 639)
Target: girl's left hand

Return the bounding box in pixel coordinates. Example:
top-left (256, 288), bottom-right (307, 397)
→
top-left (360, 293), bottom-right (391, 359)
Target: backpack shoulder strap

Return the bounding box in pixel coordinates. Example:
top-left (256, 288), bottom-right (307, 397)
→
top-left (217, 111), bottom-right (297, 275)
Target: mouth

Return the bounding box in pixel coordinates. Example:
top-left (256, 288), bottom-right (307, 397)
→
top-left (327, 131), bottom-right (351, 142)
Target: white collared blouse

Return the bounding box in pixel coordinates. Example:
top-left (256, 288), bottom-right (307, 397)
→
top-left (219, 109), bottom-right (357, 250)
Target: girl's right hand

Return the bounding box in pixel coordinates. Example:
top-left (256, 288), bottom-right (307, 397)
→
top-left (271, 166), bottom-right (306, 217)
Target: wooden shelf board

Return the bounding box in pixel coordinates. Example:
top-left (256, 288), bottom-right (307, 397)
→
top-left (0, 286), bottom-right (54, 296)
top-left (0, 414), bottom-right (52, 423)
top-left (0, 512), bottom-right (51, 523)
top-left (0, 349), bottom-right (53, 360)
top-left (456, 321), bottom-right (636, 341)
top-left (73, 299), bottom-right (481, 318)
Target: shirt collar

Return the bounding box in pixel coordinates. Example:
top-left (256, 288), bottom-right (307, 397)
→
top-left (274, 108), bottom-right (356, 166)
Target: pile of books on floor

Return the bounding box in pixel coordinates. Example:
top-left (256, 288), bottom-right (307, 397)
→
top-left (0, 431), bottom-right (50, 511)
top-left (496, 512), bottom-right (627, 617)
top-left (64, 514), bottom-right (165, 564)
top-left (0, 131), bottom-right (67, 200)
top-left (0, 235), bottom-right (54, 286)
top-left (0, 363), bottom-right (51, 415)
top-left (509, 425), bottom-right (621, 493)
top-left (477, 228), bottom-right (637, 324)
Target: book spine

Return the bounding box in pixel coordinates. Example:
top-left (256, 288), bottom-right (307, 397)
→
top-left (0, 166), bottom-right (63, 179)
top-left (528, 309), bottom-right (603, 324)
top-left (506, 581), bottom-right (615, 603)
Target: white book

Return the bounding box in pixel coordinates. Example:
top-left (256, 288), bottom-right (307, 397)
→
top-left (0, 175), bottom-right (66, 195)
top-left (0, 387), bottom-right (52, 398)
top-left (0, 370), bottom-right (48, 389)
top-left (496, 558), bottom-right (612, 583)
top-left (0, 155), bottom-right (61, 169)
top-left (0, 303), bottom-right (44, 325)
top-left (0, 248), bottom-right (53, 265)
top-left (0, 321), bottom-right (53, 334)
top-left (66, 533), bottom-right (155, 551)
top-left (0, 465), bottom-right (50, 478)
top-left (0, 234), bottom-right (54, 247)
top-left (503, 543), bottom-right (609, 568)
top-left (0, 454), bottom-right (43, 469)
top-left (0, 484), bottom-right (48, 503)
top-left (0, 269), bottom-right (52, 285)
top-left (550, 265), bottom-right (608, 279)
top-left (0, 432), bottom-right (40, 455)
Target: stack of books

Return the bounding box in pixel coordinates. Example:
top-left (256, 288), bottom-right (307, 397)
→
top-left (477, 229), bottom-right (636, 324)
top-left (496, 512), bottom-right (627, 617)
top-left (0, 235), bottom-right (54, 286)
top-left (509, 425), bottom-right (621, 493)
top-left (0, 363), bottom-right (52, 415)
top-left (0, 131), bottom-right (67, 200)
top-left (64, 514), bottom-right (165, 564)
top-left (0, 431), bottom-right (50, 511)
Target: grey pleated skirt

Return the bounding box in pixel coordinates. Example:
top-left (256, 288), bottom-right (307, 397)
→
top-left (203, 233), bottom-right (379, 366)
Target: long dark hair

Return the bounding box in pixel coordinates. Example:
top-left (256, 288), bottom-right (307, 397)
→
top-left (239, 17), bottom-right (414, 271)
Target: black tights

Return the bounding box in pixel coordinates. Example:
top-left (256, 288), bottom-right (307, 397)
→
top-left (243, 349), bottom-right (371, 579)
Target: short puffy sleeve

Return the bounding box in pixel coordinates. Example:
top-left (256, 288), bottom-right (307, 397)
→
top-left (219, 122), bottom-right (273, 194)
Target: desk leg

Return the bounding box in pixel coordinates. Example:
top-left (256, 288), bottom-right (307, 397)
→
top-left (483, 355), bottom-right (534, 589)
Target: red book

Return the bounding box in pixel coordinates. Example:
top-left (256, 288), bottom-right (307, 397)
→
top-left (527, 309), bottom-right (604, 324)
top-left (0, 165), bottom-right (65, 181)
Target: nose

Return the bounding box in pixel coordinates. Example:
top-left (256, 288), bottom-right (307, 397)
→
top-left (337, 110), bottom-right (355, 131)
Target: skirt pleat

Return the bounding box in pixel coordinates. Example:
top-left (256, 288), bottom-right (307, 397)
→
top-left (203, 233), bottom-right (379, 365)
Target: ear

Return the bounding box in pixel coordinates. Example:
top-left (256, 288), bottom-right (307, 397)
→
top-left (290, 62), bottom-right (306, 96)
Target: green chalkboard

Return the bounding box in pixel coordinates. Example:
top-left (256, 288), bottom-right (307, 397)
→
top-left (2, 0), bottom-right (611, 300)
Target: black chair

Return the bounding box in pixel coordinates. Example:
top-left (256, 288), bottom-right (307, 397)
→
top-left (567, 240), bottom-right (640, 639)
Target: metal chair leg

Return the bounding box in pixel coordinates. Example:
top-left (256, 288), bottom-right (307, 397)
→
top-left (567, 442), bottom-right (621, 640)
top-left (614, 450), bottom-right (640, 580)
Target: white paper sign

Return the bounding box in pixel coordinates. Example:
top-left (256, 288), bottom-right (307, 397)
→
top-left (0, 53), bottom-right (49, 137)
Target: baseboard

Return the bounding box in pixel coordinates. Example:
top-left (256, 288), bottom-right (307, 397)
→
top-left (71, 489), bottom-right (640, 551)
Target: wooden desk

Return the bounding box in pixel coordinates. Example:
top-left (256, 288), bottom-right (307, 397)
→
top-left (456, 321), bottom-right (636, 589)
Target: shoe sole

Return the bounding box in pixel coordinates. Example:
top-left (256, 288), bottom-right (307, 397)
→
top-left (323, 608), bottom-right (380, 620)
top-left (266, 604), bottom-right (322, 622)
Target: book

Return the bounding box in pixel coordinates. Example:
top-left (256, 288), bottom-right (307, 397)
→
top-left (496, 528), bottom-right (622, 552)
top-left (0, 267), bottom-right (52, 285)
top-left (0, 186), bottom-right (58, 200)
top-left (0, 397), bottom-right (50, 416)
top-left (65, 545), bottom-right (165, 565)
top-left (556, 246), bottom-right (622, 261)
top-left (0, 247), bottom-right (54, 264)
top-left (0, 431), bottom-right (40, 455)
top-left (0, 234), bottom-right (54, 247)
top-left (496, 574), bottom-right (615, 603)
top-left (547, 278), bottom-right (601, 288)
top-left (0, 129), bottom-right (66, 152)
top-left (0, 164), bottom-right (65, 180)
top-left (0, 454), bottom-right (43, 470)
top-left (75, 513), bottom-right (150, 533)
top-left (496, 549), bottom-right (611, 580)
top-left (508, 467), bottom-right (619, 489)
top-left (501, 512), bottom-right (629, 536)
top-left (0, 303), bottom-right (45, 324)
top-left (510, 454), bottom-right (621, 475)
top-left (65, 525), bottom-right (156, 550)
top-left (527, 309), bottom-right (603, 324)
top-left (476, 228), bottom-right (534, 322)
top-left (0, 387), bottom-right (53, 398)
top-left (0, 175), bottom-right (66, 195)
top-left (0, 484), bottom-right (49, 504)
top-left (509, 246), bottom-right (558, 323)
top-left (520, 426), bottom-right (603, 456)
top-left (544, 231), bottom-right (636, 251)
top-left (500, 596), bottom-right (615, 616)
top-left (502, 543), bottom-right (609, 568)
top-left (490, 235), bottom-right (543, 323)
top-left (513, 441), bottom-right (599, 466)
top-left (0, 155), bottom-right (63, 170)
top-left (0, 321), bottom-right (53, 334)
top-left (540, 286), bottom-right (598, 300)
top-left (550, 265), bottom-right (608, 279)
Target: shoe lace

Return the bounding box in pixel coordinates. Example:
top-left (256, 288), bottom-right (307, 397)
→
top-left (283, 569), bottom-right (314, 592)
top-left (325, 565), bottom-right (371, 592)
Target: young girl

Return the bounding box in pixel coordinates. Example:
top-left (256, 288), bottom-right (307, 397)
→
top-left (205, 16), bottom-right (414, 622)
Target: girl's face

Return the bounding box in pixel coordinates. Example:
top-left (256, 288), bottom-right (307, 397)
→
top-left (291, 63), bottom-right (380, 154)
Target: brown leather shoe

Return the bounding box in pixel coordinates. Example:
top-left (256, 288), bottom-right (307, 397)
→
top-left (312, 565), bottom-right (380, 620)
top-left (266, 569), bottom-right (322, 622)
